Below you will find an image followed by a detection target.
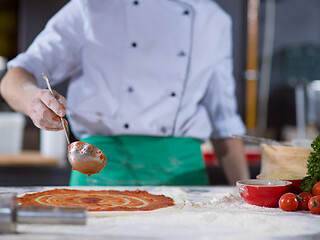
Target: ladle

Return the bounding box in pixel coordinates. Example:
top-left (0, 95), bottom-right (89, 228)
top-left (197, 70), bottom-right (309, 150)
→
top-left (42, 73), bottom-right (106, 176)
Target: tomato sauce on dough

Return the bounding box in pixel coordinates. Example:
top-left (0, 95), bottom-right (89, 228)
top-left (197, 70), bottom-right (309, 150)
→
top-left (18, 189), bottom-right (175, 212)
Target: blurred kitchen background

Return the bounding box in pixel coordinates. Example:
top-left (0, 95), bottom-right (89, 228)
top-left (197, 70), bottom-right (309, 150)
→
top-left (0, 0), bottom-right (319, 186)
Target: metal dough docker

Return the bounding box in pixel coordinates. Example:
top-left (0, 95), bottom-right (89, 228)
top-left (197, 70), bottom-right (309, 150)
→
top-left (0, 192), bottom-right (87, 234)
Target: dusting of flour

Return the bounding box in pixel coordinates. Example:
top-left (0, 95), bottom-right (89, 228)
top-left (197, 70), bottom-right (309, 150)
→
top-left (87, 187), bottom-right (320, 240)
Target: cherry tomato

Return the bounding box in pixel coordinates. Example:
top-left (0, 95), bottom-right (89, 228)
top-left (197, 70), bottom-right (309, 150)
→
top-left (298, 192), bottom-right (312, 210)
top-left (312, 181), bottom-right (320, 196)
top-left (308, 196), bottom-right (320, 214)
top-left (279, 193), bottom-right (299, 211)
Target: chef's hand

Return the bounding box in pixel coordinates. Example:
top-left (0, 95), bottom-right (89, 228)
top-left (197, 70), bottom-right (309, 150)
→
top-left (0, 67), bottom-right (67, 131)
top-left (28, 89), bottom-right (67, 131)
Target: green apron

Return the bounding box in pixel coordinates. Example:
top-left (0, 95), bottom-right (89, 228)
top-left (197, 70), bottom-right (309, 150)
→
top-left (69, 136), bottom-right (209, 186)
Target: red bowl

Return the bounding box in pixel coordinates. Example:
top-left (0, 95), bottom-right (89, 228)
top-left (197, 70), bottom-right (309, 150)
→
top-left (237, 179), bottom-right (292, 208)
top-left (256, 174), bottom-right (303, 194)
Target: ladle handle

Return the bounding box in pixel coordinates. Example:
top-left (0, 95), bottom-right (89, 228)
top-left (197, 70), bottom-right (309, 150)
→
top-left (42, 73), bottom-right (70, 145)
top-left (230, 134), bottom-right (290, 146)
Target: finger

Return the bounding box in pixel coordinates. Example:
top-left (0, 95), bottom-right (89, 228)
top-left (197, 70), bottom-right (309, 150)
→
top-left (62, 118), bottom-right (68, 128)
top-left (37, 124), bottom-right (64, 131)
top-left (53, 90), bottom-right (66, 116)
top-left (32, 115), bottom-right (64, 131)
top-left (39, 89), bottom-right (65, 117)
top-left (28, 98), bottom-right (64, 131)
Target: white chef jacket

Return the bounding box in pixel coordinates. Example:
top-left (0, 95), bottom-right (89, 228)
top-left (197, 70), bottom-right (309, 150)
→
top-left (8, 0), bottom-right (246, 141)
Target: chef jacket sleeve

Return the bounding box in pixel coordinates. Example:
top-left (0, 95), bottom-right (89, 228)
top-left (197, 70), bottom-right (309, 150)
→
top-left (201, 16), bottom-right (246, 139)
top-left (7, 0), bottom-right (84, 88)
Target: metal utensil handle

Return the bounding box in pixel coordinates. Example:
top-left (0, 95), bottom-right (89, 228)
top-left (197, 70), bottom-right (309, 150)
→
top-left (16, 206), bottom-right (87, 225)
top-left (42, 73), bottom-right (70, 145)
top-left (231, 134), bottom-right (290, 146)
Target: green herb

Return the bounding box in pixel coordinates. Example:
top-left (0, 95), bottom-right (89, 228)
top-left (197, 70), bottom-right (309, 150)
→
top-left (301, 135), bottom-right (320, 193)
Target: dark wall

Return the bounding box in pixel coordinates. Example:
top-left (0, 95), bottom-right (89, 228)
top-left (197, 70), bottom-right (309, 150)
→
top-left (17, 0), bottom-right (70, 97)
top-left (18, 0), bottom-right (69, 52)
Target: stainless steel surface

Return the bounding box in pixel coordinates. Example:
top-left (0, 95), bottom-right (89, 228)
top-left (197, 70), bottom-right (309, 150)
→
top-left (308, 80), bottom-right (320, 129)
top-left (16, 206), bottom-right (86, 225)
top-left (231, 134), bottom-right (291, 146)
top-left (0, 192), bottom-right (86, 234)
top-left (0, 193), bottom-right (16, 233)
top-left (42, 73), bottom-right (106, 175)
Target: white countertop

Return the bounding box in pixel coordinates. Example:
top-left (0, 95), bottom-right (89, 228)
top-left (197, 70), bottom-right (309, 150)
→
top-left (1, 186), bottom-right (320, 240)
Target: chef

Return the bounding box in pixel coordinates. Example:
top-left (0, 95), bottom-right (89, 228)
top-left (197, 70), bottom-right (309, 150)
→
top-left (0, 0), bottom-right (249, 186)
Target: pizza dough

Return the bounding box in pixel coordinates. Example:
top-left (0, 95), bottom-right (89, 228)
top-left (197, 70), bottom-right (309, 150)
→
top-left (18, 188), bottom-right (185, 217)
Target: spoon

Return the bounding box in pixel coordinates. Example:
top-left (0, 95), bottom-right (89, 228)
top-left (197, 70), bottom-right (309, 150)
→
top-left (42, 73), bottom-right (106, 176)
